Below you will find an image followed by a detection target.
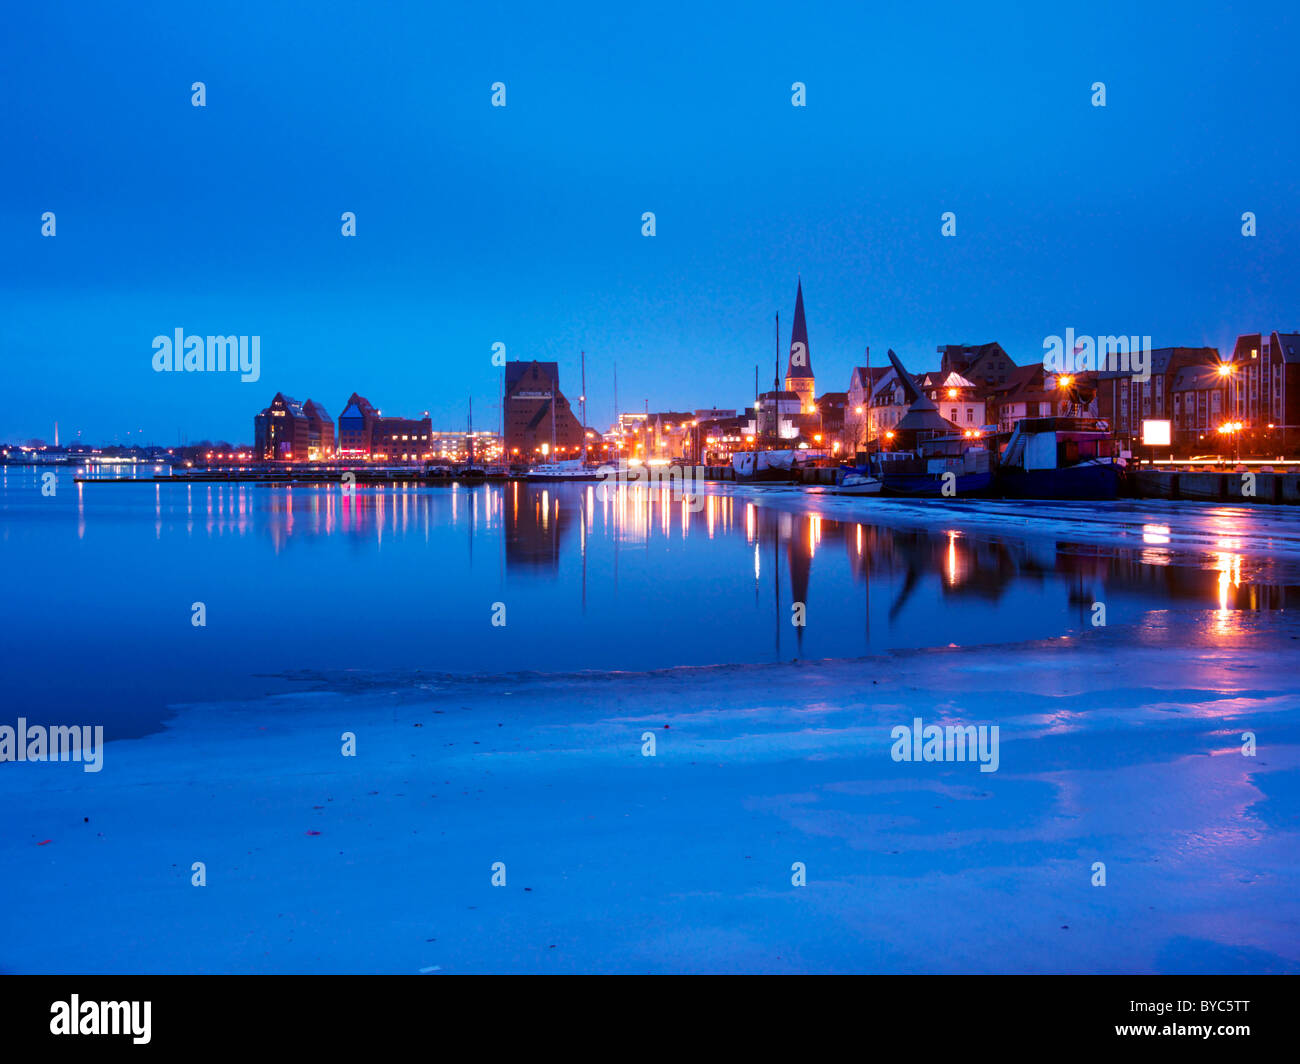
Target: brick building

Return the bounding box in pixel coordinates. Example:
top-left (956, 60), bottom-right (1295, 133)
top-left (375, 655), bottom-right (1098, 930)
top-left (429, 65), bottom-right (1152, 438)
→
top-left (1225, 332), bottom-right (1300, 454)
top-left (1170, 365), bottom-right (1228, 448)
top-left (337, 392), bottom-right (433, 461)
top-left (1095, 347), bottom-right (1219, 446)
top-left (504, 361), bottom-right (585, 461)
top-left (936, 342), bottom-right (1017, 390)
top-left (253, 393), bottom-right (334, 461)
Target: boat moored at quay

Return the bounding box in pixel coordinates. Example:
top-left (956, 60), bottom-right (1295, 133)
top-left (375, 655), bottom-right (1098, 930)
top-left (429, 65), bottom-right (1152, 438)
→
top-left (993, 416), bottom-right (1126, 499)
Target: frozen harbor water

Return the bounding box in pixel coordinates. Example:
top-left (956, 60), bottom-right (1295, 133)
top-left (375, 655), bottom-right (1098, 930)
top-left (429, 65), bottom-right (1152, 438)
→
top-left (1, 619), bottom-right (1296, 974)
top-left (1, 473), bottom-right (1297, 972)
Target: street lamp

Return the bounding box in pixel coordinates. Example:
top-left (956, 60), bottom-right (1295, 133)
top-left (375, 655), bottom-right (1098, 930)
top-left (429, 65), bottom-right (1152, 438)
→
top-left (1056, 374), bottom-right (1076, 416)
top-left (1216, 362), bottom-right (1240, 460)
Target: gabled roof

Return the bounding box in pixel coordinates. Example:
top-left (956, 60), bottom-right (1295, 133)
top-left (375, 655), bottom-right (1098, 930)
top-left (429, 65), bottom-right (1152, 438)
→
top-left (270, 393), bottom-right (306, 418)
top-left (340, 392), bottom-right (377, 419)
top-left (939, 341), bottom-right (1007, 360)
top-left (505, 361), bottom-right (559, 390)
top-left (921, 370), bottom-right (977, 390)
top-left (1276, 333), bottom-right (1300, 363)
top-left (988, 364), bottom-right (1042, 397)
top-left (938, 342), bottom-right (1015, 378)
top-left (849, 365), bottom-right (891, 390)
top-left (1095, 346), bottom-right (1217, 379)
top-left (1237, 332), bottom-right (1300, 364)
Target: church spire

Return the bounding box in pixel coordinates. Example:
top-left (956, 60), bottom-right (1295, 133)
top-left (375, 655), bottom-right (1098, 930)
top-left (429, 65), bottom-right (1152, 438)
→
top-left (785, 278), bottom-right (813, 381)
top-left (783, 278), bottom-right (816, 414)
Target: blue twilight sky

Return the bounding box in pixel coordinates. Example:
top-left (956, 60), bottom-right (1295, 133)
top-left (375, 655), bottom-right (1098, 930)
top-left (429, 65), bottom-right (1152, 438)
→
top-left (2, 1), bottom-right (1298, 445)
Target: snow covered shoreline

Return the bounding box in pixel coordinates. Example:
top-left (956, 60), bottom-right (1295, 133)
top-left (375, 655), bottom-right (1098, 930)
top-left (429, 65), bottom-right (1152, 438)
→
top-left (2, 616), bottom-right (1297, 974)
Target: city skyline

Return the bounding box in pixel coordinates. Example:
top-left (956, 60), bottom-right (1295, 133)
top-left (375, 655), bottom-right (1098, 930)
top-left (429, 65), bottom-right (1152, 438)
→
top-left (5, 2), bottom-right (1300, 444)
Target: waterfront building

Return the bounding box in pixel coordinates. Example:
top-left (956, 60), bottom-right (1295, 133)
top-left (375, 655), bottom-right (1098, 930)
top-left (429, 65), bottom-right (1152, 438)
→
top-left (783, 279), bottom-right (817, 415)
top-left (1170, 365), bottom-right (1228, 447)
top-left (1095, 347), bottom-right (1218, 448)
top-left (937, 342), bottom-right (1017, 390)
top-left (987, 365), bottom-right (1057, 432)
top-left (815, 392), bottom-right (847, 446)
top-left (504, 361), bottom-right (585, 461)
top-left (336, 393), bottom-right (379, 456)
top-left (253, 393), bottom-right (334, 461)
top-left (693, 408), bottom-right (736, 423)
top-left (426, 430), bottom-right (502, 463)
top-left (1225, 332), bottom-right (1300, 453)
top-left (699, 414), bottom-right (749, 463)
top-left (647, 412), bottom-right (696, 459)
top-left (615, 412), bottom-right (649, 434)
top-left (845, 363), bottom-right (890, 451)
top-left (866, 360), bottom-right (925, 442)
top-left (303, 400), bottom-right (334, 458)
top-left (337, 392), bottom-right (433, 461)
top-left (755, 389), bottom-right (802, 440)
top-left (369, 413), bottom-right (434, 462)
top-left (919, 371), bottom-right (985, 430)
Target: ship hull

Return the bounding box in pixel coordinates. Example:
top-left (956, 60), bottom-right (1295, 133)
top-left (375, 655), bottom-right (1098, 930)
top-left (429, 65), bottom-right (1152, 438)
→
top-left (996, 462), bottom-right (1123, 500)
top-left (879, 471), bottom-right (995, 498)
top-left (524, 471), bottom-right (602, 481)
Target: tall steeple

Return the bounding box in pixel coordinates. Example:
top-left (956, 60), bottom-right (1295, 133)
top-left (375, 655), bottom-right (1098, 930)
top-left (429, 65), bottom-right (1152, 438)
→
top-left (784, 277), bottom-right (816, 414)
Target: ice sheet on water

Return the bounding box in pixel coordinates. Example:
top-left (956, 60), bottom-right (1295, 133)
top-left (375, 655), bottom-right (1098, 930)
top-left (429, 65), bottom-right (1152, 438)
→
top-left (718, 485), bottom-right (1300, 569)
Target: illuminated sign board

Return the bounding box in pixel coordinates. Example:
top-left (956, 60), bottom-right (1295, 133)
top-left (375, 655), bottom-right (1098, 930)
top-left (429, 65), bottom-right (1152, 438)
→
top-left (1141, 419), bottom-right (1171, 446)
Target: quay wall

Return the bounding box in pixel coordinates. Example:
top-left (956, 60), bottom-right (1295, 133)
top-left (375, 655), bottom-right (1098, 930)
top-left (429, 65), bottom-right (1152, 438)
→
top-left (1132, 469), bottom-right (1300, 504)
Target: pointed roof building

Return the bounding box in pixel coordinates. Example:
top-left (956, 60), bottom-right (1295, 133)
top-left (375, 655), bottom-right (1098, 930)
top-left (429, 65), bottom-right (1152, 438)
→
top-left (786, 279), bottom-right (814, 380)
top-left (783, 278), bottom-right (817, 414)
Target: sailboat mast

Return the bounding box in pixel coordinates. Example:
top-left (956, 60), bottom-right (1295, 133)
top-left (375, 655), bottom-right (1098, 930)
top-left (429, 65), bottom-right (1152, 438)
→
top-left (580, 349), bottom-right (588, 464)
top-left (864, 345), bottom-right (870, 449)
top-left (467, 395), bottom-right (474, 465)
top-left (774, 311), bottom-right (780, 391)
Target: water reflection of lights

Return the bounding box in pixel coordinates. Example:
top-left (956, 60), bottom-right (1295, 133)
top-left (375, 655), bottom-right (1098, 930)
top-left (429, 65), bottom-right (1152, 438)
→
top-left (1142, 523), bottom-right (1170, 545)
top-left (1215, 552), bottom-right (1243, 617)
